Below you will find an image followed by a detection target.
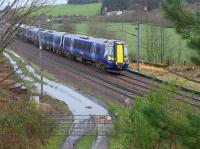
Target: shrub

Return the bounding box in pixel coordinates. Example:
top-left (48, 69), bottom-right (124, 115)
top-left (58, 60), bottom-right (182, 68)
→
top-left (113, 83), bottom-right (200, 149)
top-left (0, 100), bottom-right (52, 149)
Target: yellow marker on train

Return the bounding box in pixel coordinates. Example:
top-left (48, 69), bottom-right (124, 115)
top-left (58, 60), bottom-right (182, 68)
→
top-left (116, 44), bottom-right (124, 63)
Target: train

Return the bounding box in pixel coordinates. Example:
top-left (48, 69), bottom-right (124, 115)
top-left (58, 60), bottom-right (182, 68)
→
top-left (17, 24), bottom-right (129, 72)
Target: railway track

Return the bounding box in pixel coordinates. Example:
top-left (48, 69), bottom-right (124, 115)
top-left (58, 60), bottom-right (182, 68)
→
top-left (39, 48), bottom-right (200, 107)
top-left (40, 51), bottom-right (141, 99)
top-left (10, 40), bottom-right (200, 107)
top-left (121, 71), bottom-right (200, 107)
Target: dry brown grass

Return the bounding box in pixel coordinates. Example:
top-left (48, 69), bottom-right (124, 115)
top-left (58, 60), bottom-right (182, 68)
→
top-left (129, 62), bottom-right (200, 91)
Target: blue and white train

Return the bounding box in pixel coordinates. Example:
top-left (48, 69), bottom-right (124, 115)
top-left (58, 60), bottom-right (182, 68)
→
top-left (18, 24), bottom-right (129, 72)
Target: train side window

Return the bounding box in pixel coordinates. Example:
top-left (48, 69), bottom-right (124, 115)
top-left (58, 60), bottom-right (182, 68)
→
top-left (73, 41), bottom-right (76, 48)
top-left (51, 36), bottom-right (54, 42)
top-left (124, 46), bottom-right (128, 57)
top-left (96, 46), bottom-right (102, 55)
top-left (55, 37), bottom-right (60, 44)
top-left (81, 42), bottom-right (85, 50)
top-left (64, 38), bottom-right (69, 47)
top-left (85, 44), bottom-right (88, 52)
top-left (44, 34), bottom-right (47, 41)
top-left (108, 46), bottom-right (114, 56)
top-left (66, 38), bottom-right (70, 47)
top-left (77, 42), bottom-right (81, 49)
top-left (47, 35), bottom-right (50, 41)
top-left (83, 43), bottom-right (87, 51)
top-left (82, 43), bottom-right (86, 51)
top-left (47, 35), bottom-right (51, 42)
top-left (88, 44), bottom-right (92, 52)
top-left (74, 40), bottom-right (78, 49)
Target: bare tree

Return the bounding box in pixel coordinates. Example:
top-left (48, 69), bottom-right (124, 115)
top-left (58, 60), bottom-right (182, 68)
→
top-left (143, 25), bottom-right (178, 65)
top-left (0, 0), bottom-right (49, 89)
top-left (177, 40), bottom-right (184, 65)
top-left (0, 0), bottom-right (49, 54)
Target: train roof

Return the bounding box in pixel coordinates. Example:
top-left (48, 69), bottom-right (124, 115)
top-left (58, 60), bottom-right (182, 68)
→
top-left (63, 33), bottom-right (116, 45)
top-left (21, 24), bottom-right (125, 45)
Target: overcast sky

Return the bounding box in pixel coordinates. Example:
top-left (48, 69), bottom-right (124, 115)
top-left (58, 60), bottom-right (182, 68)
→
top-left (0, 0), bottom-right (68, 10)
top-left (1, 0), bottom-right (68, 6)
top-left (53, 0), bottom-right (68, 5)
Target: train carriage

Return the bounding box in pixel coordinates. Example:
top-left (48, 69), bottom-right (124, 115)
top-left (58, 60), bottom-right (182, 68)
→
top-left (41, 30), bottom-right (55, 50)
top-left (19, 25), bottom-right (129, 72)
top-left (24, 27), bottom-right (40, 44)
top-left (52, 32), bottom-right (65, 53)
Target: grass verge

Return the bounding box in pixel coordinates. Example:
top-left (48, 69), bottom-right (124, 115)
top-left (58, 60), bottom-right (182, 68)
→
top-left (39, 97), bottom-right (71, 149)
top-left (75, 135), bottom-right (95, 149)
top-left (29, 61), bottom-right (56, 81)
top-left (2, 53), bottom-right (72, 149)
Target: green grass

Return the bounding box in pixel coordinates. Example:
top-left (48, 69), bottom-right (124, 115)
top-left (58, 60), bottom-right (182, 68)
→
top-left (74, 22), bottom-right (196, 63)
top-left (7, 51), bottom-right (38, 81)
top-left (39, 97), bottom-right (71, 149)
top-left (36, 3), bottom-right (102, 17)
top-left (29, 61), bottom-right (56, 81)
top-left (39, 115), bottom-right (70, 149)
top-left (6, 51), bottom-right (37, 90)
top-left (50, 21), bottom-right (197, 63)
top-left (76, 135), bottom-right (94, 149)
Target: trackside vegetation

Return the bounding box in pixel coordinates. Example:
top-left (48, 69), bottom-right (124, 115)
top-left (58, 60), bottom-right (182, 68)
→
top-left (108, 83), bottom-right (200, 149)
top-left (73, 22), bottom-right (196, 64)
top-left (0, 53), bottom-right (71, 149)
top-left (0, 99), bottom-right (51, 149)
top-left (39, 98), bottom-right (71, 149)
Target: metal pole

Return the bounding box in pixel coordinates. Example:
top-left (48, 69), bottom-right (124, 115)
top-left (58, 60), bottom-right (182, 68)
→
top-left (38, 21), bottom-right (43, 99)
top-left (136, 20), bottom-right (140, 72)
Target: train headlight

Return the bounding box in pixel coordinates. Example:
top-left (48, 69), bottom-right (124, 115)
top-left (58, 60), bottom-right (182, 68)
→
top-left (124, 56), bottom-right (129, 61)
top-left (107, 56), bottom-right (114, 61)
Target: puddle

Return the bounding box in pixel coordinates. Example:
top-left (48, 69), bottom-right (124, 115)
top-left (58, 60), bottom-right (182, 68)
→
top-left (4, 50), bottom-right (109, 149)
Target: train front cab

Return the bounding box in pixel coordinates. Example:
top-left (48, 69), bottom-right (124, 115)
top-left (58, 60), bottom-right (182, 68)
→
top-left (105, 41), bottom-right (129, 72)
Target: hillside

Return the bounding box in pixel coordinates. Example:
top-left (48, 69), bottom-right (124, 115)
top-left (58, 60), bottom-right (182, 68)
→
top-left (36, 3), bottom-right (102, 17)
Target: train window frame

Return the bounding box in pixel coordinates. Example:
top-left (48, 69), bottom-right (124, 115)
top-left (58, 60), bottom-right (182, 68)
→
top-left (83, 43), bottom-right (86, 51)
top-left (74, 40), bottom-right (78, 49)
top-left (64, 38), bottom-right (70, 47)
top-left (124, 45), bottom-right (128, 57)
top-left (88, 44), bottom-right (92, 53)
top-left (77, 42), bottom-right (82, 50)
top-left (107, 46), bottom-right (114, 57)
top-left (50, 35), bottom-right (54, 42)
top-left (96, 45), bottom-right (101, 55)
top-left (55, 36), bottom-right (61, 45)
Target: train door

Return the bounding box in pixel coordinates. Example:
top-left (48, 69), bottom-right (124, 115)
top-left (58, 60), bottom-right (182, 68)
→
top-left (70, 38), bottom-right (74, 54)
top-left (91, 43), bottom-right (96, 61)
top-left (114, 42), bottom-right (124, 64)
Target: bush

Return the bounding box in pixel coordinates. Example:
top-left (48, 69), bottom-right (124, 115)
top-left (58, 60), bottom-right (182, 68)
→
top-left (112, 83), bottom-right (200, 149)
top-left (0, 100), bottom-right (53, 149)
